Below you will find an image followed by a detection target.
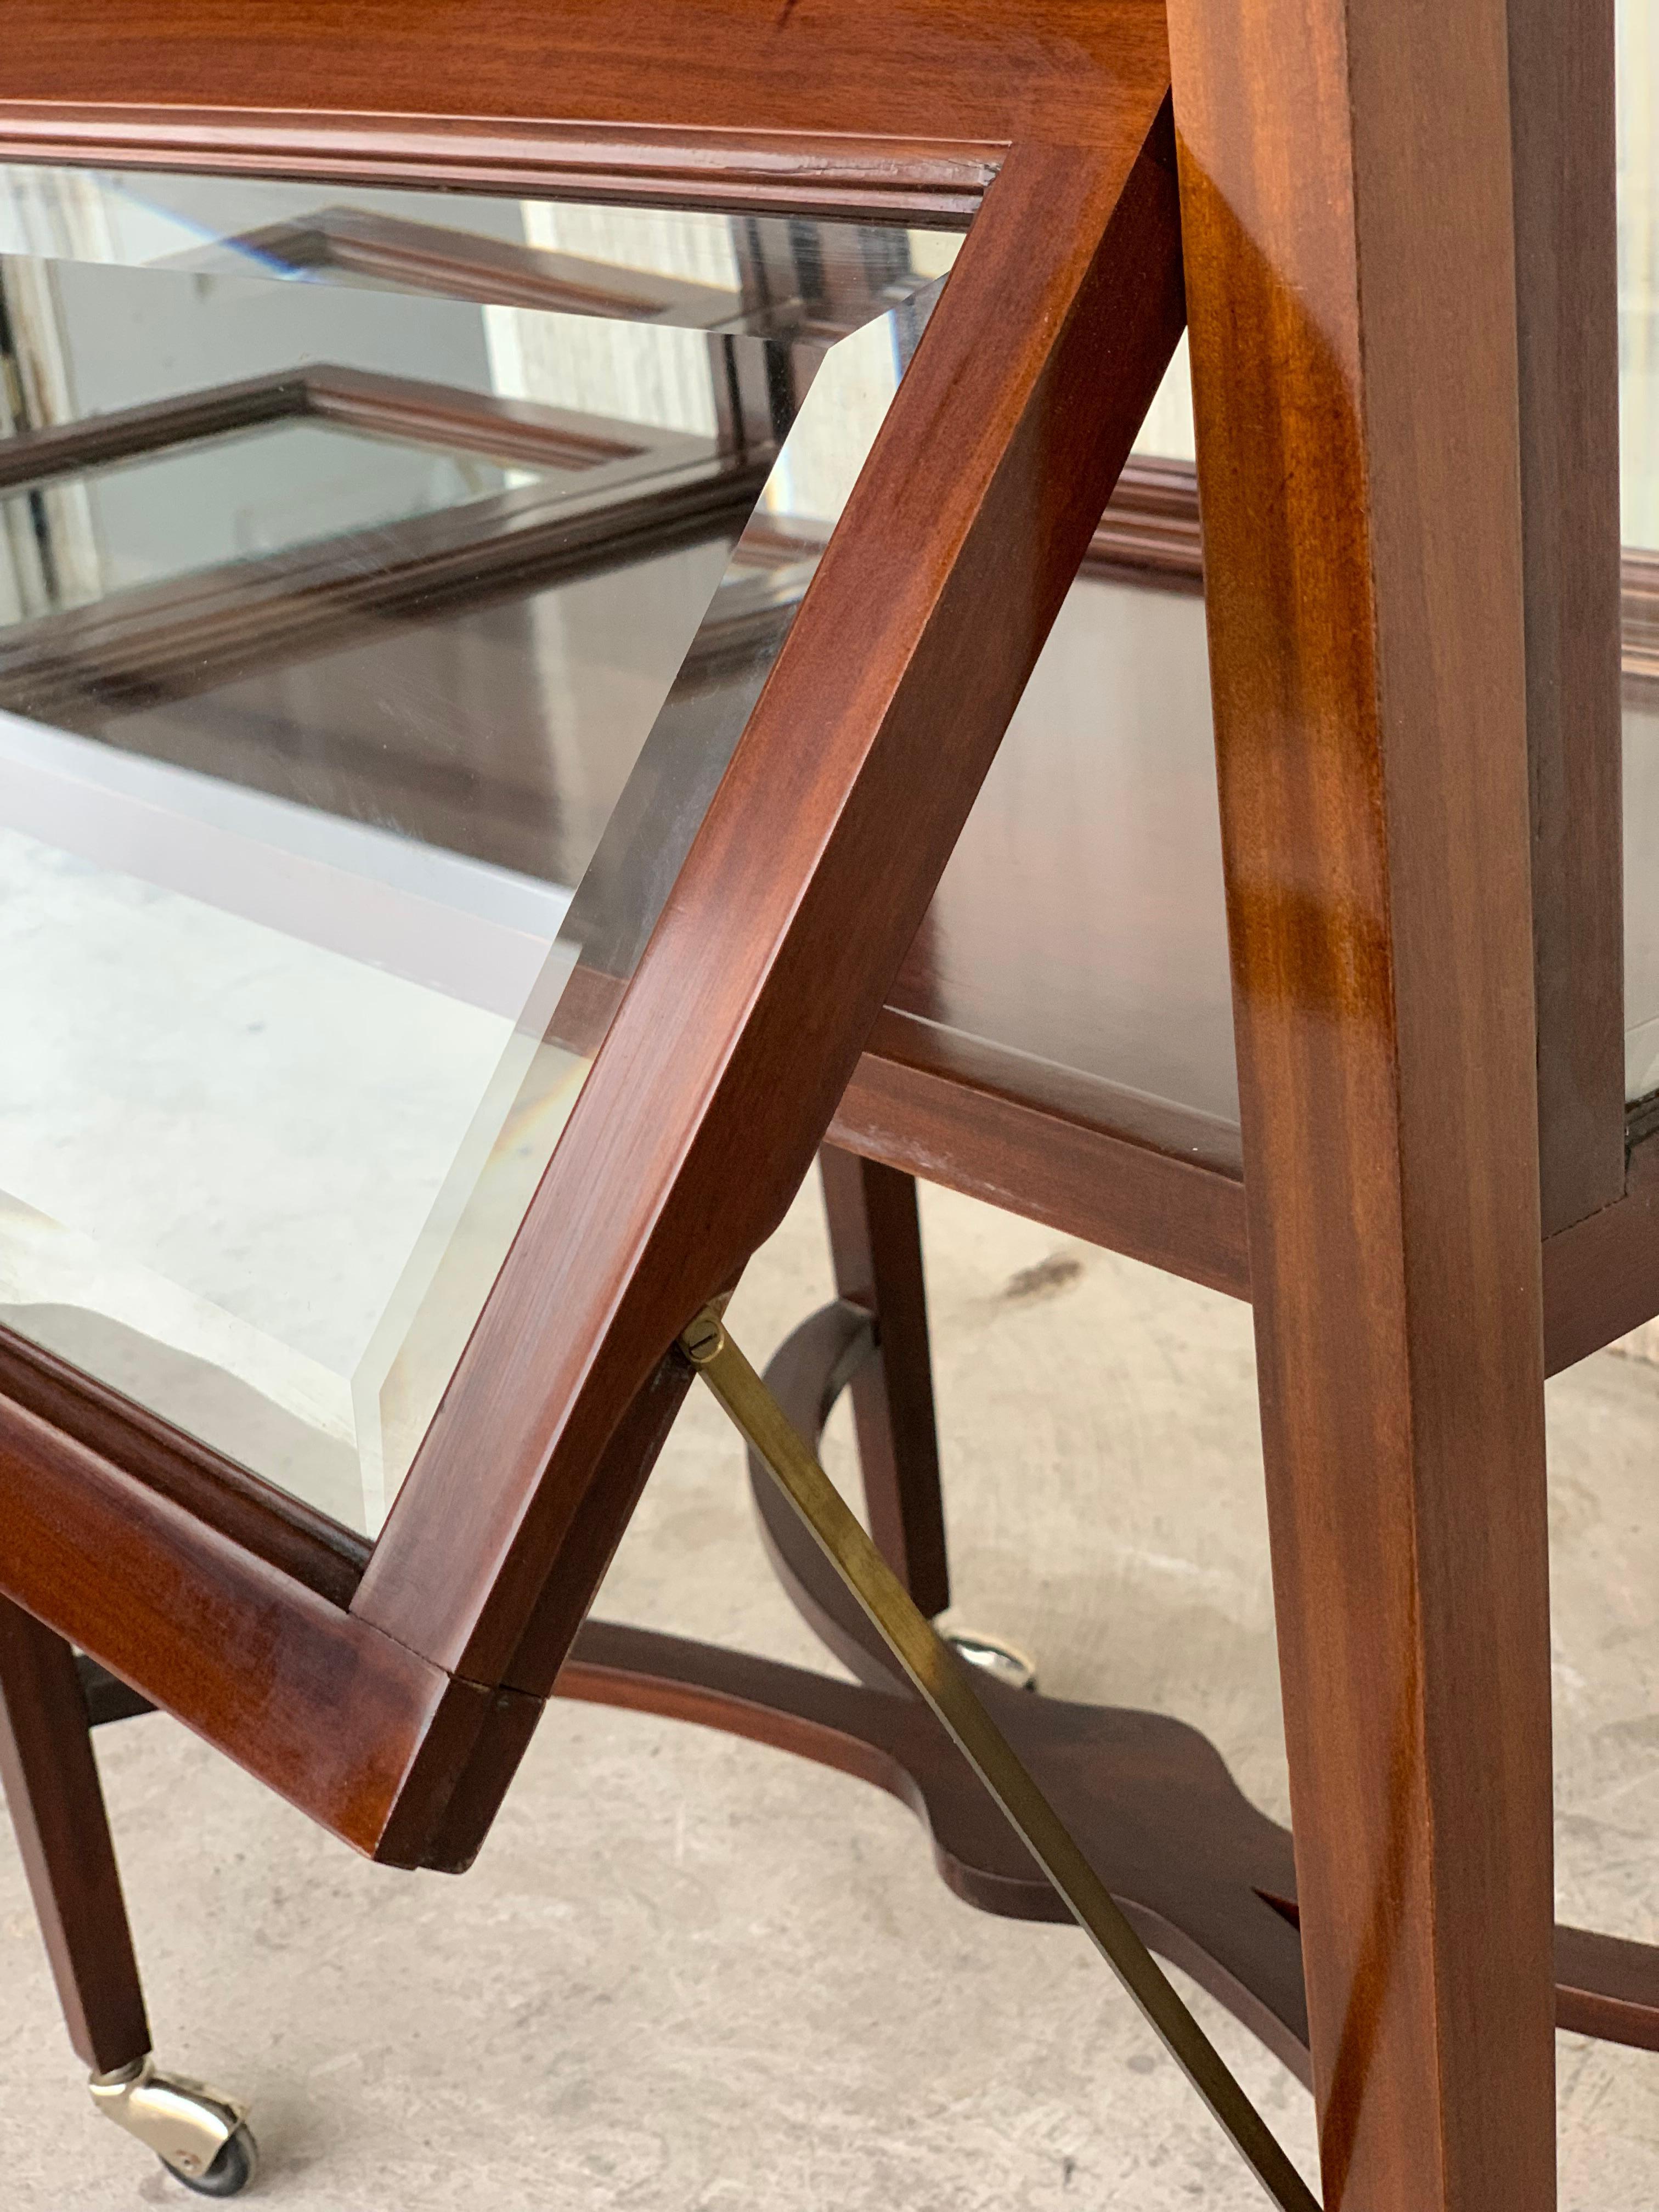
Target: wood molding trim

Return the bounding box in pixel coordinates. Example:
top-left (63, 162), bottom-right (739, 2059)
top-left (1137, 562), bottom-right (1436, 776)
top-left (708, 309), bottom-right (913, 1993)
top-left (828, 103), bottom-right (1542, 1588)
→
top-left (0, 1387), bottom-right (478, 1863)
top-left (0, 107), bottom-right (1001, 224)
top-left (1098, 456), bottom-right (1659, 695)
top-left (833, 1012), bottom-right (1250, 1299)
top-left (1169, 0), bottom-right (1559, 2190)
top-left (0, 1324), bottom-right (368, 1609)
top-left (0, 0), bottom-right (1173, 213)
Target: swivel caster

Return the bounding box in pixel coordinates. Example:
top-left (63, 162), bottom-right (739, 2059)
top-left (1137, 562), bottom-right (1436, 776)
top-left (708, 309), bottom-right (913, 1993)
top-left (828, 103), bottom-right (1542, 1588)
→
top-left (89, 2056), bottom-right (259, 2196)
top-left (944, 1628), bottom-right (1038, 1692)
top-left (165, 2124), bottom-right (259, 2199)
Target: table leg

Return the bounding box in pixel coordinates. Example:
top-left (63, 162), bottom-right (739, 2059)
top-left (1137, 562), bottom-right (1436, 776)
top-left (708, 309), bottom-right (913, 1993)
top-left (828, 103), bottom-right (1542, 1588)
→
top-left (818, 1147), bottom-right (949, 1615)
top-left (0, 1594), bottom-right (150, 2074)
top-left (1167, 0), bottom-right (1559, 2202)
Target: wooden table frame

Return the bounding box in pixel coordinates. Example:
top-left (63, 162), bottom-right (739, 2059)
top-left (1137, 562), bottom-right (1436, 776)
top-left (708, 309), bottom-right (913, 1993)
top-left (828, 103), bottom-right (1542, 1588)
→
top-left (0, 1), bottom-right (1641, 2206)
top-left (0, 4), bottom-right (1186, 1860)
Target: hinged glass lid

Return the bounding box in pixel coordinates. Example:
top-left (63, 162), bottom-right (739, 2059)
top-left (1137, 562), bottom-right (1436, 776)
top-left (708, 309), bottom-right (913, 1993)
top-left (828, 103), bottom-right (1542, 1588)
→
top-left (0, 165), bottom-right (961, 1534)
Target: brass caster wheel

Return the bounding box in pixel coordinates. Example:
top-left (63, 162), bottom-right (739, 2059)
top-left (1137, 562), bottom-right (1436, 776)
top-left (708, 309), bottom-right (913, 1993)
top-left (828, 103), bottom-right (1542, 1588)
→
top-left (89, 2056), bottom-right (258, 2197)
top-left (166, 2121), bottom-right (259, 2197)
top-left (943, 1628), bottom-right (1038, 1692)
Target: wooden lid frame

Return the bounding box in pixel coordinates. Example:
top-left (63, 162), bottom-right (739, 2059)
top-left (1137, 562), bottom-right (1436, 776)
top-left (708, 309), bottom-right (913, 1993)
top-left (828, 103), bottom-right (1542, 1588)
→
top-left (0, 1), bottom-right (1184, 1865)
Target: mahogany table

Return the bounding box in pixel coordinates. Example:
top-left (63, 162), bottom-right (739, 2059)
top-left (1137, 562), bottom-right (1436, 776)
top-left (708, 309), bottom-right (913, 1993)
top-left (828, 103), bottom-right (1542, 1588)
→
top-left (0, 2), bottom-right (1643, 2206)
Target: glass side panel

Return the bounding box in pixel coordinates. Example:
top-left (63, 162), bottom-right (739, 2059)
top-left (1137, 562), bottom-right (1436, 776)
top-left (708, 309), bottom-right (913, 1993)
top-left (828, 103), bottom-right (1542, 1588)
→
top-left (0, 165), bottom-right (962, 1533)
top-left (1125, 23), bottom-right (1659, 1106)
top-left (906, 574), bottom-right (1236, 1131)
top-left (1130, 335), bottom-right (1195, 465)
top-left (1624, 20), bottom-right (1659, 1100)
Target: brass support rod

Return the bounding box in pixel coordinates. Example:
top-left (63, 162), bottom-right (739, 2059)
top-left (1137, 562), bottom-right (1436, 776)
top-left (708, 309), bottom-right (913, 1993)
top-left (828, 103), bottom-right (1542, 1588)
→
top-left (679, 1305), bottom-right (1319, 2212)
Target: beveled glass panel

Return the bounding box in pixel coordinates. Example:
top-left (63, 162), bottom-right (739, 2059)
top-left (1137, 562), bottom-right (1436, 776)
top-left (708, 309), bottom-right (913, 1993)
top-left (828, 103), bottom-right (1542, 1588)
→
top-left (0, 165), bottom-right (961, 1532)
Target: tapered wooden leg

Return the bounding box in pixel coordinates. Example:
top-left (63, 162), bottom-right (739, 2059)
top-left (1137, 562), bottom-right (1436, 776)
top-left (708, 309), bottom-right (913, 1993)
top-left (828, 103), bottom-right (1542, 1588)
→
top-left (0, 1596), bottom-right (150, 2073)
top-left (1167, 0), bottom-right (1559, 2206)
top-left (817, 1146), bottom-right (949, 1615)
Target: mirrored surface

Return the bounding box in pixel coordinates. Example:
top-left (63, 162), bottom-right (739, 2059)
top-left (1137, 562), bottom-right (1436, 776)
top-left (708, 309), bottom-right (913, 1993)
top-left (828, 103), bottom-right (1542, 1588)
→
top-left (0, 165), bottom-right (961, 1532)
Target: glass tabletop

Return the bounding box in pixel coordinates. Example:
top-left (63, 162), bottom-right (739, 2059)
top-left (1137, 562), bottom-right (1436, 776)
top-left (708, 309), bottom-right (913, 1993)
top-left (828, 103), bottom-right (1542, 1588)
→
top-left (0, 164), bottom-right (961, 1534)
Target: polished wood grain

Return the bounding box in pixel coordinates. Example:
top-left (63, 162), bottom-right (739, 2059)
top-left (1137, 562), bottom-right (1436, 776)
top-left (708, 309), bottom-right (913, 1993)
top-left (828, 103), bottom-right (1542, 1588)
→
top-left (0, 1323), bottom-right (366, 1610)
top-left (1089, 0), bottom-right (1631, 1250)
top-left (1088, 454), bottom-right (1655, 697)
top-left (2, 342), bottom-right (1648, 1760)
top-left (837, 1050), bottom-right (1659, 1381)
top-left (877, 574), bottom-right (1238, 1121)
top-left (566, 1300), bottom-right (1659, 2081)
top-left (0, 72), bottom-right (1631, 2212)
top-left (836, 527), bottom-right (1659, 1338)
top-left (1542, 1125), bottom-right (1659, 1370)
top-left (0, 61), bottom-right (1200, 1879)
top-left (1168, 1), bottom-right (1557, 2209)
top-left (0, 1387), bottom-right (492, 1864)
top-left (77, 1310), bottom-right (1659, 2074)
top-left (353, 113), bottom-right (1187, 1688)
top-left (408, 1366), bottom-right (701, 1872)
top-left (0, 1598), bottom-right (151, 2073)
top-left (1506, 0), bottom-right (1625, 1233)
top-left (817, 1147), bottom-right (949, 1615)
top-left (0, 115), bottom-right (991, 226)
top-left (558, 1615), bottom-right (1659, 2078)
top-left (833, 549), bottom-right (1246, 1296)
top-left (833, 1017), bottom-right (1251, 1298)
top-left (490, 1351), bottom-right (695, 1707)
top-left (1, 1), bottom-right (1169, 199)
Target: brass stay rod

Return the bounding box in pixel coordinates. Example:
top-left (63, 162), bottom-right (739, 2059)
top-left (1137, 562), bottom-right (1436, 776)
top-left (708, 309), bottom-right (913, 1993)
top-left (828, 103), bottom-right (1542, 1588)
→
top-left (679, 1305), bottom-right (1319, 2212)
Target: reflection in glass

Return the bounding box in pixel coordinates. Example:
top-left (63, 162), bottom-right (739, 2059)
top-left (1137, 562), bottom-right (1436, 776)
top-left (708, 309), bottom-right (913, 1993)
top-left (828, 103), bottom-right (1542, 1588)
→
top-left (0, 166), bottom-right (961, 1531)
top-left (1624, 16), bottom-right (1659, 1099)
top-left (1122, 27), bottom-right (1659, 1105)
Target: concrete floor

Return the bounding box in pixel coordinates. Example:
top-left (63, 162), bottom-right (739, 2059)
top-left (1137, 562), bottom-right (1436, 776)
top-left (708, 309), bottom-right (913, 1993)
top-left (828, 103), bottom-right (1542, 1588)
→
top-left (4, 1177), bottom-right (1659, 2207)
